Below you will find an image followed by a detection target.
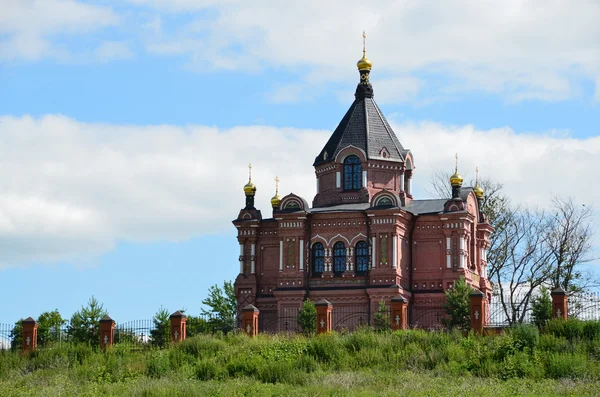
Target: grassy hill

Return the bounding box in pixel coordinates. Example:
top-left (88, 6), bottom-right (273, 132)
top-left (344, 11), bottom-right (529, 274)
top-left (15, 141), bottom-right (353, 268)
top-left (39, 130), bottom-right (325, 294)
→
top-left (1, 321), bottom-right (600, 396)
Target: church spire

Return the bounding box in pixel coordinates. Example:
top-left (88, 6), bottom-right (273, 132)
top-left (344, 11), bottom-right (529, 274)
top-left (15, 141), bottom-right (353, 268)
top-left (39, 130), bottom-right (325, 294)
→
top-left (355, 31), bottom-right (374, 99)
top-left (243, 163), bottom-right (257, 209)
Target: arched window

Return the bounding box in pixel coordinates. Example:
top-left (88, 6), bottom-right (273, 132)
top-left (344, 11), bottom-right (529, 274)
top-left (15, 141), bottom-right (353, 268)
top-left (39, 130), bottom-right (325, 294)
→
top-left (312, 243), bottom-right (324, 274)
top-left (376, 196), bottom-right (393, 206)
top-left (343, 155), bottom-right (362, 190)
top-left (333, 242), bottom-right (346, 274)
top-left (355, 241), bottom-right (369, 273)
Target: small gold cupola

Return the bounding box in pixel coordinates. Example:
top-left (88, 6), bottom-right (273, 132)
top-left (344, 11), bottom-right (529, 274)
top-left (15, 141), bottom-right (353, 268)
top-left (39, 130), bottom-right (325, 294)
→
top-left (473, 167), bottom-right (484, 199)
top-left (243, 163), bottom-right (257, 196)
top-left (357, 31), bottom-right (372, 71)
top-left (449, 153), bottom-right (464, 187)
top-left (271, 176), bottom-right (281, 208)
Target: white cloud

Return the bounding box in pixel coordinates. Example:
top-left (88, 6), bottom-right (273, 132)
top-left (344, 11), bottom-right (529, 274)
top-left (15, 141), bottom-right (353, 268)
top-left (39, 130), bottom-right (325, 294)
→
top-left (94, 41), bottom-right (133, 62)
top-left (0, 0), bottom-right (119, 61)
top-left (134, 0), bottom-right (600, 103)
top-left (1, 114), bottom-right (599, 268)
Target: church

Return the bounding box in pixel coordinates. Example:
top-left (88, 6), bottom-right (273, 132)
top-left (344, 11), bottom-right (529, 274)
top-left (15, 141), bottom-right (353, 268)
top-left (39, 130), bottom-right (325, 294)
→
top-left (233, 39), bottom-right (493, 331)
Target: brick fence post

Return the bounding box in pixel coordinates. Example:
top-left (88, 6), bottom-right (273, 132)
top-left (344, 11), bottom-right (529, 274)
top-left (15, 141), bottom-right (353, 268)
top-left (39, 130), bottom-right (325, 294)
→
top-left (551, 287), bottom-right (568, 320)
top-left (242, 305), bottom-right (259, 337)
top-left (315, 299), bottom-right (333, 334)
top-left (99, 315), bottom-right (115, 351)
top-left (170, 311), bottom-right (187, 343)
top-left (21, 317), bottom-right (38, 353)
top-left (390, 295), bottom-right (408, 331)
top-left (470, 289), bottom-right (485, 335)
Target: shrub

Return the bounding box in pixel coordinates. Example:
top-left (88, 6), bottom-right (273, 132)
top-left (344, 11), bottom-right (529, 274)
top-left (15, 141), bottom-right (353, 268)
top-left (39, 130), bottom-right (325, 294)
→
top-left (583, 320), bottom-right (600, 341)
top-left (442, 277), bottom-right (471, 331)
top-left (150, 307), bottom-right (170, 348)
top-left (531, 288), bottom-right (552, 329)
top-left (194, 358), bottom-right (222, 380)
top-left (373, 300), bottom-right (391, 332)
top-left (297, 299), bottom-right (317, 335)
top-left (145, 351), bottom-right (170, 378)
top-left (544, 352), bottom-right (589, 379)
top-left (509, 324), bottom-right (539, 351)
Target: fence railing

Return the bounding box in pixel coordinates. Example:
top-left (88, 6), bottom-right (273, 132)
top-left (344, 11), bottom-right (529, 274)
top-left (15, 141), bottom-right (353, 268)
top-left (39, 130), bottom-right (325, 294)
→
top-left (488, 291), bottom-right (600, 328)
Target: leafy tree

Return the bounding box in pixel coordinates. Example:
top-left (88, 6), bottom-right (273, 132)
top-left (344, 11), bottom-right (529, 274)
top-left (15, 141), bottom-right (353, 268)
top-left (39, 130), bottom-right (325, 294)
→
top-left (150, 306), bottom-right (170, 347)
top-left (201, 281), bottom-right (236, 333)
top-left (442, 277), bottom-right (472, 331)
top-left (9, 320), bottom-right (22, 351)
top-left (297, 299), bottom-right (317, 335)
top-left (187, 315), bottom-right (212, 337)
top-left (429, 172), bottom-right (597, 326)
top-left (68, 296), bottom-right (107, 345)
top-left (531, 287), bottom-right (552, 329)
top-left (373, 300), bottom-right (391, 332)
top-left (37, 310), bottom-right (66, 347)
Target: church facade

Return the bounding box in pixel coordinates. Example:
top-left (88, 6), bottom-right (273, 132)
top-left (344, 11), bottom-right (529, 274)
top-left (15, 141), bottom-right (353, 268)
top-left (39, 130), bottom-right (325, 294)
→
top-left (233, 44), bottom-right (493, 331)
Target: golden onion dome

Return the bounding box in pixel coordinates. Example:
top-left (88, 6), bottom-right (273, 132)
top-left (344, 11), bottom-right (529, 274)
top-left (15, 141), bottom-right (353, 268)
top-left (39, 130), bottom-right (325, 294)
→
top-left (450, 171), bottom-right (463, 187)
top-left (271, 193), bottom-right (281, 208)
top-left (357, 55), bottom-right (372, 71)
top-left (244, 180), bottom-right (256, 196)
top-left (473, 184), bottom-right (484, 199)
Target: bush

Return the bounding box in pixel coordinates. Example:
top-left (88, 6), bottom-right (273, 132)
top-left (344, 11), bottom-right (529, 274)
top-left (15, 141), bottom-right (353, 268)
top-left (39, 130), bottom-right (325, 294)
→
top-left (297, 299), bottom-right (317, 335)
top-left (509, 324), bottom-right (540, 351)
top-left (146, 351), bottom-right (170, 378)
top-left (544, 352), bottom-right (589, 379)
top-left (583, 320), bottom-right (600, 341)
top-left (442, 277), bottom-right (472, 331)
top-left (373, 300), bottom-right (391, 332)
top-left (194, 358), bottom-right (222, 380)
top-left (531, 288), bottom-right (552, 329)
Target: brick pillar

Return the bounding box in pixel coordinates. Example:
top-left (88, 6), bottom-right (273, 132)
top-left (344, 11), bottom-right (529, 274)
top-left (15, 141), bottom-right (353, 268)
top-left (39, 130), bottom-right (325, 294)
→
top-left (170, 311), bottom-right (187, 342)
top-left (21, 317), bottom-right (38, 353)
top-left (390, 295), bottom-right (408, 331)
top-left (551, 287), bottom-right (568, 320)
top-left (242, 304), bottom-right (259, 337)
top-left (315, 299), bottom-right (333, 334)
top-left (470, 289), bottom-right (485, 335)
top-left (99, 315), bottom-right (115, 351)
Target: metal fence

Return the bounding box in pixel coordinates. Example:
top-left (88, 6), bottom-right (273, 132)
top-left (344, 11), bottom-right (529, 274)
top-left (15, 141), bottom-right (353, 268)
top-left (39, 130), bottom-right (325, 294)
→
top-left (0, 314), bottom-right (235, 351)
top-left (488, 291), bottom-right (600, 328)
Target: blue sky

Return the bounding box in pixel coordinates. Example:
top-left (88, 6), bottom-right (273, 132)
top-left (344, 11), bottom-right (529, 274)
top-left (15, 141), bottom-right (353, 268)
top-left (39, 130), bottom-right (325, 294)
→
top-left (0, 0), bottom-right (599, 325)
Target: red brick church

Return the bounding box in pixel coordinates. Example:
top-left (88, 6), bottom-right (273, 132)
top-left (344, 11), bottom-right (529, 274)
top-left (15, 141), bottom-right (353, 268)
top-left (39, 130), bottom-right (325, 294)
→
top-left (234, 41), bottom-right (493, 331)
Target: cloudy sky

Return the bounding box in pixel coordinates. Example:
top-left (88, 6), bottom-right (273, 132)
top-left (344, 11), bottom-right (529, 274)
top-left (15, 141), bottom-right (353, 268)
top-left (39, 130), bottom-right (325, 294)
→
top-left (0, 0), bottom-right (599, 325)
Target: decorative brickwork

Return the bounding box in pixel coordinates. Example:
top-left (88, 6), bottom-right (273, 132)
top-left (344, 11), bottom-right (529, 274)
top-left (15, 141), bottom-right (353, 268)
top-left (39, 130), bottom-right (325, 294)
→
top-left (21, 317), bottom-right (37, 353)
top-left (99, 315), bottom-right (115, 351)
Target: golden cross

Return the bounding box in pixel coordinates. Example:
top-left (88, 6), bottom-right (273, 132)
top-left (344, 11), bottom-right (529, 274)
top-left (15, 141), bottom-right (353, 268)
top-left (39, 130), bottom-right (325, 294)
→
top-left (475, 166), bottom-right (479, 184)
top-left (362, 30), bottom-right (367, 55)
top-left (455, 153), bottom-right (458, 172)
top-left (275, 176), bottom-right (280, 195)
top-left (248, 163), bottom-right (252, 181)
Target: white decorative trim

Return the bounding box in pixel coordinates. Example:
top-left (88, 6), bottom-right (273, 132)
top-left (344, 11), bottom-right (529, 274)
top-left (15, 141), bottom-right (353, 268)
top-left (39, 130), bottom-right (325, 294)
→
top-left (251, 243), bottom-right (256, 274)
top-left (334, 145), bottom-right (367, 163)
top-left (239, 243), bottom-right (244, 274)
top-left (336, 172), bottom-right (341, 188)
top-left (299, 239), bottom-right (304, 271)
top-left (279, 240), bottom-right (283, 272)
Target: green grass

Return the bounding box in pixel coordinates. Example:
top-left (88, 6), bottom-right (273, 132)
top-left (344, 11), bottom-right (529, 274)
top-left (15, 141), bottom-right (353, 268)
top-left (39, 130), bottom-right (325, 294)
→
top-left (1, 323), bottom-right (600, 396)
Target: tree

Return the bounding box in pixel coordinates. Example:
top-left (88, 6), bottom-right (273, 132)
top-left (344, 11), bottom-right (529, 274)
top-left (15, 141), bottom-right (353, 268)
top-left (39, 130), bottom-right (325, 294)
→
top-left (373, 300), bottom-right (391, 332)
top-left (201, 281), bottom-right (237, 333)
top-left (37, 310), bottom-right (66, 347)
top-left (442, 277), bottom-right (472, 331)
top-left (9, 320), bottom-right (22, 351)
top-left (531, 287), bottom-right (552, 329)
top-left (68, 296), bottom-right (108, 345)
top-left (545, 197), bottom-right (595, 294)
top-left (150, 306), bottom-right (170, 347)
top-left (429, 172), bottom-right (597, 326)
top-left (297, 299), bottom-right (317, 335)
